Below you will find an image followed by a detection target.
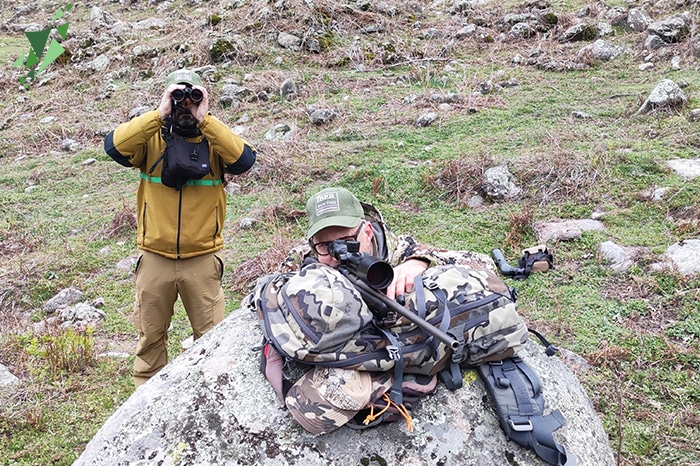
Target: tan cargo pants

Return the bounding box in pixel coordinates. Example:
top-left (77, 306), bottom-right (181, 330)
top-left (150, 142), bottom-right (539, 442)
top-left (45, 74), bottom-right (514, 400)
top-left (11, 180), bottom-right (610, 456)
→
top-left (132, 250), bottom-right (225, 387)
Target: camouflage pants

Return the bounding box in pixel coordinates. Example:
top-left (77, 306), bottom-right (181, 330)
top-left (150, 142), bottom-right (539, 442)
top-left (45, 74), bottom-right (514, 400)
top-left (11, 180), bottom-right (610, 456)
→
top-left (132, 250), bottom-right (225, 387)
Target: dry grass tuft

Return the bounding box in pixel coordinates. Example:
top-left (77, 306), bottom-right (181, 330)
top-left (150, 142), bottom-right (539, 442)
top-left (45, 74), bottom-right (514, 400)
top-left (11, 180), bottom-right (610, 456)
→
top-left (504, 203), bottom-right (534, 250)
top-left (512, 147), bottom-right (605, 205)
top-left (425, 151), bottom-right (494, 206)
top-left (586, 343), bottom-right (634, 368)
top-left (101, 200), bottom-right (137, 239)
top-left (230, 236), bottom-right (299, 293)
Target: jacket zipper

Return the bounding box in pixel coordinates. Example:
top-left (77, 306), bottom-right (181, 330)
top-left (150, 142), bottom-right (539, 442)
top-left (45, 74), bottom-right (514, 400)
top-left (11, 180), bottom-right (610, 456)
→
top-left (176, 191), bottom-right (183, 258)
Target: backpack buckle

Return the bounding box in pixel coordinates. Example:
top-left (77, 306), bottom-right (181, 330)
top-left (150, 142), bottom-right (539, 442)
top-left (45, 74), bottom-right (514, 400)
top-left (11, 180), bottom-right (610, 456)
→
top-left (423, 279), bottom-right (439, 290)
top-left (386, 345), bottom-right (401, 361)
top-left (509, 417), bottom-right (533, 432)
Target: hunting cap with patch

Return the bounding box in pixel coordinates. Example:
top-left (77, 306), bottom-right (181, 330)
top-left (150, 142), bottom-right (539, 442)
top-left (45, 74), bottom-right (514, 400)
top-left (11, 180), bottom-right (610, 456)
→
top-left (165, 69), bottom-right (203, 88)
top-left (306, 187), bottom-right (364, 240)
top-left (286, 367), bottom-right (393, 434)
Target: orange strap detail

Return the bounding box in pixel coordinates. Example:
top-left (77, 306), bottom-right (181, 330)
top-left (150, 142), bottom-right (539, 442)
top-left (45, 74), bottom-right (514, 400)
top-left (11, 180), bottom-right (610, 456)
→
top-left (362, 394), bottom-right (414, 432)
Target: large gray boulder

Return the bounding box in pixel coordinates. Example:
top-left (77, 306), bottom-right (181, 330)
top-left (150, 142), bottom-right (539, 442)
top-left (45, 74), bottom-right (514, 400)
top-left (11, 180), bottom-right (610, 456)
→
top-left (75, 309), bottom-right (615, 466)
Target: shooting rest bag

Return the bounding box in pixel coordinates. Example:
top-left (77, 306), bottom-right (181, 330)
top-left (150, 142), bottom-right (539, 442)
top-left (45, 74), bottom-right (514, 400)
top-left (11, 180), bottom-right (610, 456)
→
top-left (405, 265), bottom-right (528, 366)
top-left (477, 356), bottom-right (577, 466)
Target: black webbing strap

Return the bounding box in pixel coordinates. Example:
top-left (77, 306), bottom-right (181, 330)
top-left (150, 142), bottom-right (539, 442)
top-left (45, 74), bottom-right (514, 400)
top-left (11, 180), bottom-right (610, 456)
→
top-left (374, 324), bottom-right (405, 406)
top-left (413, 275), bottom-right (457, 365)
top-left (421, 277), bottom-right (466, 391)
top-left (517, 250), bottom-right (554, 277)
top-left (528, 328), bottom-right (560, 357)
top-left (477, 357), bottom-right (577, 466)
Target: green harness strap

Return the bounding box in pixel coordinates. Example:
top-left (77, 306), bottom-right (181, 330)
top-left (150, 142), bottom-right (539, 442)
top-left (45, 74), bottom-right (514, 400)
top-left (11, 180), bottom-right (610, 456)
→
top-left (140, 172), bottom-right (222, 186)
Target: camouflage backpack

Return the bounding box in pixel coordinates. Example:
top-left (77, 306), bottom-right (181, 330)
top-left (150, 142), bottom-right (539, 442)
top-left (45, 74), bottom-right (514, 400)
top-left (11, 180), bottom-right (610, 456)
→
top-left (250, 261), bottom-right (527, 397)
top-left (401, 264), bottom-right (529, 389)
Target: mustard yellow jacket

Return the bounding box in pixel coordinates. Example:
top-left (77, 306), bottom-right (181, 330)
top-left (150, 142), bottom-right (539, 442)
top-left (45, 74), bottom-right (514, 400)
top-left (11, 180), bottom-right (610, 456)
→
top-left (104, 110), bottom-right (256, 259)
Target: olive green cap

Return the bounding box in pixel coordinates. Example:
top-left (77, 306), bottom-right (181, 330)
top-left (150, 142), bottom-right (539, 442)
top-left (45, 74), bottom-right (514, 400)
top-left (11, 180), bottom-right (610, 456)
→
top-left (306, 187), bottom-right (364, 240)
top-left (165, 69), bottom-right (203, 87)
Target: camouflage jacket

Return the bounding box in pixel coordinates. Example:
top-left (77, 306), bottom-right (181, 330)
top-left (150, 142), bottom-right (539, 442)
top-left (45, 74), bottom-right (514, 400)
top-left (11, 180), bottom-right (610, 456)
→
top-left (281, 202), bottom-right (495, 272)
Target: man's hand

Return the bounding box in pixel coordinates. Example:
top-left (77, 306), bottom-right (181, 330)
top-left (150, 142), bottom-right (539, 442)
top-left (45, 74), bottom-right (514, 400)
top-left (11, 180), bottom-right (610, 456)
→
top-left (386, 258), bottom-right (429, 300)
top-left (158, 84), bottom-right (179, 120)
top-left (190, 85), bottom-right (209, 123)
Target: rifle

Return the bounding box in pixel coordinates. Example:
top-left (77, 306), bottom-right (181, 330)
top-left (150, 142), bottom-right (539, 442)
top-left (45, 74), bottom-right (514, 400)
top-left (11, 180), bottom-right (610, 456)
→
top-left (327, 240), bottom-right (461, 354)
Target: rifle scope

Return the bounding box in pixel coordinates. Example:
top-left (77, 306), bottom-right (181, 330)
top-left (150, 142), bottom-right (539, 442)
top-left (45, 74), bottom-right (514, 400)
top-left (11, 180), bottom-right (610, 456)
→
top-left (328, 240), bottom-right (394, 290)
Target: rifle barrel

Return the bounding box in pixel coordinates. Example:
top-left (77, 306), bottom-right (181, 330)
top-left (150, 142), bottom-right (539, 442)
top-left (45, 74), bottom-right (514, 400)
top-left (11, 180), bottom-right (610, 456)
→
top-left (346, 273), bottom-right (460, 351)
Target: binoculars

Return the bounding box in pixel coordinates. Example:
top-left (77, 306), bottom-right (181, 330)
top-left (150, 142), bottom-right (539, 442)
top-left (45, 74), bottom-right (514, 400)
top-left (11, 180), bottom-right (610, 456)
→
top-left (171, 87), bottom-right (203, 104)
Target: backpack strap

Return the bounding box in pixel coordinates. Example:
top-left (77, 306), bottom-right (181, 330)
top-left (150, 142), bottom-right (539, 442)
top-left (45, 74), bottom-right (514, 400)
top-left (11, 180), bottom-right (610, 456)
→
top-left (373, 323), bottom-right (405, 406)
top-left (476, 357), bottom-right (577, 466)
top-left (413, 276), bottom-right (448, 358)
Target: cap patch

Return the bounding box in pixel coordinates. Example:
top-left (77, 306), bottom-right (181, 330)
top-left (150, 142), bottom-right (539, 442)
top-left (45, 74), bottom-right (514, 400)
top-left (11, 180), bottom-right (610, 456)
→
top-left (314, 192), bottom-right (341, 217)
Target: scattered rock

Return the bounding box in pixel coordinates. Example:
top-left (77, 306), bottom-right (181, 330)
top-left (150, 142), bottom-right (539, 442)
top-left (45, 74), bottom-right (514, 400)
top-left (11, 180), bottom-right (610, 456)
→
top-left (277, 32), bottom-right (302, 51)
top-left (482, 165), bottom-right (521, 200)
top-left (58, 302), bottom-right (106, 327)
top-left (664, 239), bottom-right (700, 275)
top-left (467, 194), bottom-right (485, 209)
top-left (627, 8), bottom-right (653, 32)
top-left (280, 78), bottom-right (298, 100)
top-left (45, 288), bottom-right (85, 314)
top-left (131, 18), bottom-right (166, 31)
top-left (666, 159), bottom-right (700, 179)
top-left (225, 182), bottom-right (242, 196)
top-left (61, 138), bottom-right (80, 152)
top-left (647, 14), bottom-right (691, 44)
top-left (416, 112), bottom-right (438, 127)
top-left (650, 187), bottom-right (670, 201)
top-left (239, 217), bottom-right (257, 229)
top-left (534, 219), bottom-right (606, 243)
top-left (0, 363), bottom-right (19, 387)
top-left (128, 106), bottom-right (151, 120)
top-left (599, 240), bottom-right (636, 272)
top-left (559, 23), bottom-right (597, 43)
top-left (637, 79), bottom-right (687, 114)
top-left (264, 123), bottom-right (295, 141)
top-left (308, 108), bottom-right (337, 125)
top-left (578, 39), bottom-right (626, 61)
top-left (116, 255), bottom-right (138, 271)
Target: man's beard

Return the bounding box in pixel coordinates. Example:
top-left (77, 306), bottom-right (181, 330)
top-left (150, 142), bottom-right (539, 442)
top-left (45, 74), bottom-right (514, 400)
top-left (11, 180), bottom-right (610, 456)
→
top-left (174, 106), bottom-right (197, 128)
top-left (167, 105), bottom-right (201, 137)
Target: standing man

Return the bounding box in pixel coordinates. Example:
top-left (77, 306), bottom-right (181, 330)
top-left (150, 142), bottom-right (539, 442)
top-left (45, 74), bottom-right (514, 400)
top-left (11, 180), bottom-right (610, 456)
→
top-left (104, 69), bottom-right (256, 387)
